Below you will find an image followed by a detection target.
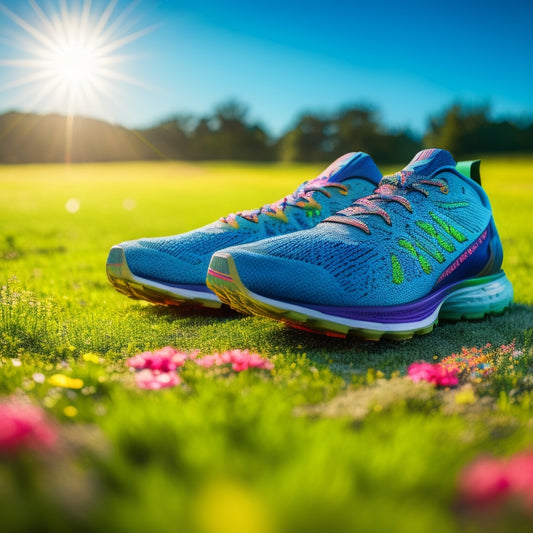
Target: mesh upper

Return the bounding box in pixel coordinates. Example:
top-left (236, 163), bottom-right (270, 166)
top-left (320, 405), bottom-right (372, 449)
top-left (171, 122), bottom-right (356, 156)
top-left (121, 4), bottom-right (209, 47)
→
top-left (223, 150), bottom-right (500, 307)
top-left (120, 152), bottom-right (382, 285)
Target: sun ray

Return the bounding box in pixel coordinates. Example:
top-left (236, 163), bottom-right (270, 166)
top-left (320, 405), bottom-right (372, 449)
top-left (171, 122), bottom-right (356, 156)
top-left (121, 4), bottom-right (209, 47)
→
top-left (93, 0), bottom-right (139, 47)
top-left (28, 0), bottom-right (59, 41)
top-left (0, 58), bottom-right (51, 68)
top-left (89, 0), bottom-right (118, 42)
top-left (24, 76), bottom-right (65, 110)
top-left (78, 0), bottom-right (93, 46)
top-left (0, 3), bottom-right (58, 51)
top-left (0, 69), bottom-right (55, 91)
top-left (96, 24), bottom-right (157, 56)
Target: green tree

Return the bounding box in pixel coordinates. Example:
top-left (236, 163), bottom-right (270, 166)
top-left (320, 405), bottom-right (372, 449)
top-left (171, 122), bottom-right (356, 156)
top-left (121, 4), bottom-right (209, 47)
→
top-left (279, 113), bottom-right (333, 162)
top-left (424, 103), bottom-right (533, 156)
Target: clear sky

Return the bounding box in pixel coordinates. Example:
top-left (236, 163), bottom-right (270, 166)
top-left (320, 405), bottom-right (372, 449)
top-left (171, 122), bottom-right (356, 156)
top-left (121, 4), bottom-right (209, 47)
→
top-left (0, 0), bottom-right (532, 136)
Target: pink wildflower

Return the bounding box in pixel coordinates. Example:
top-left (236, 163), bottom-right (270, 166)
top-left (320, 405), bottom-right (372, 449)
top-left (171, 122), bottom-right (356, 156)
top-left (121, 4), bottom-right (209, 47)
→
top-left (228, 350), bottom-right (274, 372)
top-left (0, 401), bottom-right (57, 454)
top-left (507, 451), bottom-right (533, 507)
top-left (127, 346), bottom-right (189, 372)
top-left (458, 456), bottom-right (511, 505)
top-left (458, 451), bottom-right (533, 514)
top-left (134, 369), bottom-right (181, 390)
top-left (195, 350), bottom-right (273, 372)
top-left (407, 361), bottom-right (458, 387)
top-left (194, 354), bottom-right (218, 368)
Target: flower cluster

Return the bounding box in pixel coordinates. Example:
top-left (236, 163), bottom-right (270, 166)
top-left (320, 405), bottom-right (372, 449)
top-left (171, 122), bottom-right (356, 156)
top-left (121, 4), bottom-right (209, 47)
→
top-left (195, 349), bottom-right (274, 372)
top-left (127, 347), bottom-right (190, 390)
top-left (127, 347), bottom-right (273, 390)
top-left (0, 400), bottom-right (57, 454)
top-left (409, 341), bottom-right (522, 388)
top-left (127, 346), bottom-right (190, 372)
top-left (407, 361), bottom-right (458, 388)
top-left (458, 451), bottom-right (533, 515)
top-left (439, 345), bottom-right (495, 380)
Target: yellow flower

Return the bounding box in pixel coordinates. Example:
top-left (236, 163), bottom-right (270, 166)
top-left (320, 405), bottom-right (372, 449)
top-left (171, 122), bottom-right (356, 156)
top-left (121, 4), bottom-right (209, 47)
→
top-left (63, 405), bottom-right (78, 417)
top-left (48, 374), bottom-right (84, 389)
top-left (455, 388), bottom-right (476, 405)
top-left (82, 353), bottom-right (100, 364)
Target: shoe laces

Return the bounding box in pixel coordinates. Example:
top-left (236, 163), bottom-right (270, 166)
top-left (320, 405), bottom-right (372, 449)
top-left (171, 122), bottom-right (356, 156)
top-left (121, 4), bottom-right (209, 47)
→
top-left (325, 170), bottom-right (448, 233)
top-left (221, 180), bottom-right (348, 228)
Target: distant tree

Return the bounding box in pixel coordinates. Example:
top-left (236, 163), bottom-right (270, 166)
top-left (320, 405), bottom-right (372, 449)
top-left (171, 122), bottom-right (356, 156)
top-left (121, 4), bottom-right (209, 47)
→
top-left (333, 106), bottom-right (380, 154)
top-left (333, 105), bottom-right (420, 163)
top-left (2, 100), bottom-right (530, 164)
top-left (140, 114), bottom-right (195, 159)
top-left (0, 112), bottom-right (155, 163)
top-left (424, 104), bottom-right (533, 156)
top-left (280, 105), bottom-right (420, 163)
top-left (214, 100), bottom-right (248, 123)
top-left (279, 113), bottom-right (333, 162)
top-left (187, 100), bottom-right (273, 160)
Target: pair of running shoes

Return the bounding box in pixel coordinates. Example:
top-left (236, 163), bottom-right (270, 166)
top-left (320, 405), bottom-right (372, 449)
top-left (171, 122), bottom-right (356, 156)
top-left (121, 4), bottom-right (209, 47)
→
top-left (106, 148), bottom-right (513, 340)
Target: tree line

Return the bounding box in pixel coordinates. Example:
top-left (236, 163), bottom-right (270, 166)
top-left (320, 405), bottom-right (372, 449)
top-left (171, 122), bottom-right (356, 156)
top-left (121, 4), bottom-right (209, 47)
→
top-left (0, 101), bottom-right (531, 164)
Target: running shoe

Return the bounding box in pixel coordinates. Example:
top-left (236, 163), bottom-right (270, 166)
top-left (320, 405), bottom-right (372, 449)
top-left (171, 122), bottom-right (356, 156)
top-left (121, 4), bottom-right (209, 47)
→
top-left (106, 152), bottom-right (382, 307)
top-left (207, 149), bottom-right (513, 339)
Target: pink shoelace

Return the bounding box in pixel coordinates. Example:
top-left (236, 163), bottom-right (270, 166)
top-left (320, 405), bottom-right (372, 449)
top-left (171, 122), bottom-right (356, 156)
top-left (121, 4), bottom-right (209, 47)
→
top-left (221, 180), bottom-right (348, 227)
top-left (325, 170), bottom-right (448, 233)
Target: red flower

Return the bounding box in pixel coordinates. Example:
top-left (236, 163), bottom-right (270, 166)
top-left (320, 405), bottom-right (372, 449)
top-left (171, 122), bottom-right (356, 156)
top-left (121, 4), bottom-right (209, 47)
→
top-left (0, 401), bottom-right (57, 454)
top-left (407, 361), bottom-right (458, 387)
top-left (458, 451), bottom-right (533, 515)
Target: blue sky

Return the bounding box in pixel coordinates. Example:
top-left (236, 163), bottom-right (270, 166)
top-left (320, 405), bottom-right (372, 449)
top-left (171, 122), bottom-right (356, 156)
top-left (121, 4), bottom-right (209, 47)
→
top-left (0, 0), bottom-right (532, 136)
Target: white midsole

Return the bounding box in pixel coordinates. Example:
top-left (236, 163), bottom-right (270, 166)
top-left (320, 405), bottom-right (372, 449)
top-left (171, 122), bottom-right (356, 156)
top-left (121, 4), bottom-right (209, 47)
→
top-left (126, 270), bottom-right (220, 302)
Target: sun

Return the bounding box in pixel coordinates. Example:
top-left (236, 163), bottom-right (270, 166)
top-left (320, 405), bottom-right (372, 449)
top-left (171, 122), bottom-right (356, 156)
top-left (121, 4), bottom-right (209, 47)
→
top-left (51, 43), bottom-right (99, 86)
top-left (0, 0), bottom-right (153, 118)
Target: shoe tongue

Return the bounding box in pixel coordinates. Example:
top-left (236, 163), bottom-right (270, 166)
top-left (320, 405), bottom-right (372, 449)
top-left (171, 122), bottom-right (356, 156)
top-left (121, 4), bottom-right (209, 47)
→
top-left (309, 152), bottom-right (382, 186)
top-left (404, 148), bottom-right (456, 176)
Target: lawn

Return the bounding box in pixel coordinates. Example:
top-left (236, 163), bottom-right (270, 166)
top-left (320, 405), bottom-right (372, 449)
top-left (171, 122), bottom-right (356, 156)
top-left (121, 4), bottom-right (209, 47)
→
top-left (1, 157), bottom-right (532, 533)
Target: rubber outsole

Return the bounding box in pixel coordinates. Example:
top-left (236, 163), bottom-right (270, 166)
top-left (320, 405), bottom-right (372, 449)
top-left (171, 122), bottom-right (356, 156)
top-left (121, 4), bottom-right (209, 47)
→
top-left (106, 246), bottom-right (222, 309)
top-left (206, 253), bottom-right (513, 340)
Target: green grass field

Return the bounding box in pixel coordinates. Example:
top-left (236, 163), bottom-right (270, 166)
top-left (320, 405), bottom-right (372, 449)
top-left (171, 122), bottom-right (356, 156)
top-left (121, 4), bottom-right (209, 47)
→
top-left (1, 157), bottom-right (532, 532)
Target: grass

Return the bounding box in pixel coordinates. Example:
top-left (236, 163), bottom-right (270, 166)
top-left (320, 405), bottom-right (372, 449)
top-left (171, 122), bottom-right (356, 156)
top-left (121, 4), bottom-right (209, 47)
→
top-left (0, 157), bottom-right (532, 532)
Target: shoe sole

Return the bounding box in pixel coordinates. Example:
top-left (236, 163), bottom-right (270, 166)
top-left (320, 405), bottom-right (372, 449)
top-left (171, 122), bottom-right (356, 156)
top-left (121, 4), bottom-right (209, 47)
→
top-left (206, 253), bottom-right (513, 340)
top-left (106, 246), bottom-right (222, 309)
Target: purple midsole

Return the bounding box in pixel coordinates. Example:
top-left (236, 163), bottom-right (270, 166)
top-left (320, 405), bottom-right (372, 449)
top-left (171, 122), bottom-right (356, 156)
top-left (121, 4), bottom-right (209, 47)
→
top-left (300, 277), bottom-right (483, 324)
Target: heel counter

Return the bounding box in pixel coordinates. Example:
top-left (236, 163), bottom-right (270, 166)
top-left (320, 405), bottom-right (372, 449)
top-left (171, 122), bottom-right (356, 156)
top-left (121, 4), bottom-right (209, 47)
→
top-left (456, 160), bottom-right (481, 185)
top-left (482, 217), bottom-right (504, 276)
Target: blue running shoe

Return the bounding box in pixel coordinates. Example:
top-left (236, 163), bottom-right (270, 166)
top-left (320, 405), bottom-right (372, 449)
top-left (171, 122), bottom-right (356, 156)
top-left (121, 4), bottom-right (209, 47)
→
top-left (106, 152), bottom-right (382, 307)
top-left (207, 149), bottom-right (513, 338)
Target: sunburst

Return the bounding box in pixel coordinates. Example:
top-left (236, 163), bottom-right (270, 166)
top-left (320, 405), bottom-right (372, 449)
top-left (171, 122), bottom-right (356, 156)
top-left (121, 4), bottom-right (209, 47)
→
top-left (0, 0), bottom-right (154, 160)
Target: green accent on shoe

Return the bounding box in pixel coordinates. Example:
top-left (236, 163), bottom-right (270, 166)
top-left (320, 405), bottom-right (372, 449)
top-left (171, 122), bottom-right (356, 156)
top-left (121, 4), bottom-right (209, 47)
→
top-left (416, 220), bottom-right (456, 253)
top-left (415, 240), bottom-right (445, 263)
top-left (435, 201), bottom-right (469, 209)
top-left (456, 160), bottom-right (481, 186)
top-left (391, 254), bottom-right (404, 284)
top-left (398, 239), bottom-right (432, 274)
top-left (429, 212), bottom-right (467, 243)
